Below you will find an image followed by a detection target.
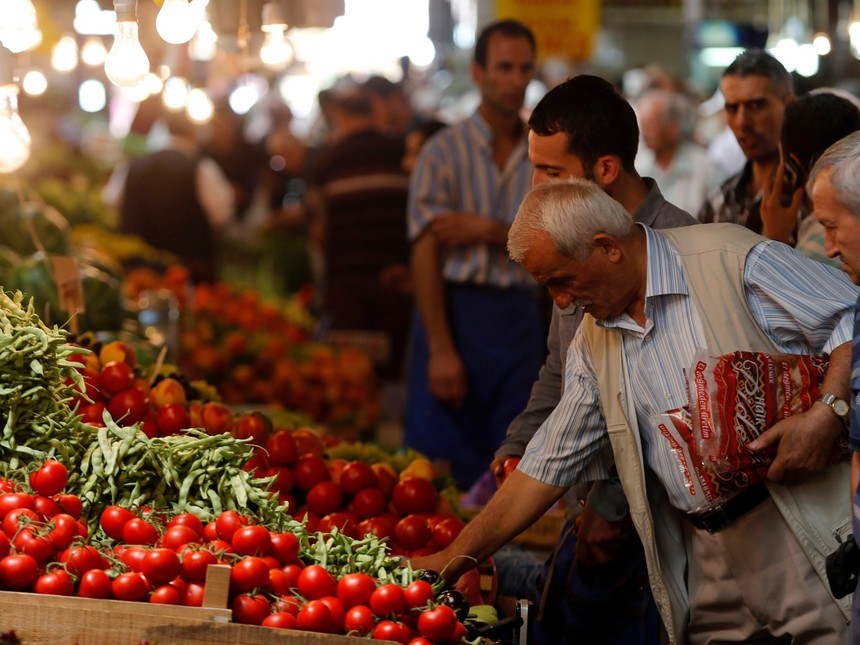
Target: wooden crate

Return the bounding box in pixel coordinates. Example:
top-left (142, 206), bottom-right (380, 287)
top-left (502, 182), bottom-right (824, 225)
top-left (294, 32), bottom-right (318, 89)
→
top-left (0, 565), bottom-right (399, 645)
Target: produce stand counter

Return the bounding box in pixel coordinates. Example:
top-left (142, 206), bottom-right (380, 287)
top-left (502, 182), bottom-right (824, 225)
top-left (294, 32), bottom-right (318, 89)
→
top-left (0, 566), bottom-right (400, 645)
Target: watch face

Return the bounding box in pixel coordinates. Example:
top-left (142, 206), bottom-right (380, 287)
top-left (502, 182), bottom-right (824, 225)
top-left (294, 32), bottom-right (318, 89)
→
top-left (834, 399), bottom-right (850, 417)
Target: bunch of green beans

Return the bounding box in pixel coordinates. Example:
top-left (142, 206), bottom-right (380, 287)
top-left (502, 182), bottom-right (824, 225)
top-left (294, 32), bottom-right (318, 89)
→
top-left (299, 527), bottom-right (405, 583)
top-left (0, 291), bottom-right (87, 471)
top-left (63, 412), bottom-right (289, 531)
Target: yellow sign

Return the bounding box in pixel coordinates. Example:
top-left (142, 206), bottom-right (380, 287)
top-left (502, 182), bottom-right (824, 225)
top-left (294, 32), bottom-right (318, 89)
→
top-left (496, 0), bottom-right (601, 62)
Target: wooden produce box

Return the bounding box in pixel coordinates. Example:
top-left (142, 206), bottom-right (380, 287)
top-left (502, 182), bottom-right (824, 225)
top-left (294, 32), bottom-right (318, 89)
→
top-left (511, 508), bottom-right (565, 550)
top-left (0, 565), bottom-right (399, 645)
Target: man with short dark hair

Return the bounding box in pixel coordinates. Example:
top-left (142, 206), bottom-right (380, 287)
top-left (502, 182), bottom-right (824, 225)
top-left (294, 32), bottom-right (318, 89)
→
top-left (490, 74), bottom-right (696, 644)
top-left (698, 49), bottom-right (795, 233)
top-left (405, 19), bottom-right (542, 489)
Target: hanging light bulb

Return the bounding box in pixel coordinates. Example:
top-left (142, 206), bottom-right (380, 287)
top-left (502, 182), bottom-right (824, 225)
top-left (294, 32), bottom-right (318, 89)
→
top-left (81, 36), bottom-right (108, 66)
top-left (259, 3), bottom-right (293, 69)
top-left (0, 46), bottom-right (31, 174)
top-left (52, 35), bottom-right (79, 73)
top-left (0, 0), bottom-right (42, 54)
top-left (104, 0), bottom-right (150, 89)
top-left (188, 19), bottom-right (217, 62)
top-left (156, 0), bottom-right (205, 46)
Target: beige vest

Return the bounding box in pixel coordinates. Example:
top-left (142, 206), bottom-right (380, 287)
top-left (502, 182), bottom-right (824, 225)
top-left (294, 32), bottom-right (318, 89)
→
top-left (581, 223), bottom-right (851, 644)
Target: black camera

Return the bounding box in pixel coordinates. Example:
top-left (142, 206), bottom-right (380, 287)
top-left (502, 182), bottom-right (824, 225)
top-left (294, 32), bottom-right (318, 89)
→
top-left (825, 535), bottom-right (860, 599)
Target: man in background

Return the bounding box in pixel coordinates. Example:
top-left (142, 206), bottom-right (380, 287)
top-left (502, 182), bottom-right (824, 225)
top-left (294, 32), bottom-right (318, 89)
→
top-left (119, 110), bottom-right (235, 283)
top-left (698, 49), bottom-right (794, 233)
top-left (635, 87), bottom-right (723, 215)
top-left (405, 19), bottom-right (543, 490)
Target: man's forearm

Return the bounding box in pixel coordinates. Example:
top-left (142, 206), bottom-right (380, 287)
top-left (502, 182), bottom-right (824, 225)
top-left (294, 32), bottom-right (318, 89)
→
top-left (411, 232), bottom-right (454, 353)
top-left (425, 470), bottom-right (566, 582)
top-left (820, 342), bottom-right (851, 401)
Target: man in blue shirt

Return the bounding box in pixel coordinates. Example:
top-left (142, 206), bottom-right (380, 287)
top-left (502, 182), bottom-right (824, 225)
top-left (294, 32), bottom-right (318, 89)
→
top-left (406, 19), bottom-right (544, 489)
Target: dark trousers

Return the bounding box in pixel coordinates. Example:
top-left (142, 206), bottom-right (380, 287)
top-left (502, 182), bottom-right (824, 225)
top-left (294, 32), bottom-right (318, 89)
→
top-left (532, 521), bottom-right (660, 645)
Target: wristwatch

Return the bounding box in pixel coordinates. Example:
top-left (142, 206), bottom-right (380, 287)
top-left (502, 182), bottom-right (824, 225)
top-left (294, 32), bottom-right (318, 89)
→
top-left (818, 393), bottom-right (850, 422)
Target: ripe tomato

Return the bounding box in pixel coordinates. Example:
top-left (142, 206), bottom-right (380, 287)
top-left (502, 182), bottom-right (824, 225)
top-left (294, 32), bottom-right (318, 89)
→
top-left (267, 568), bottom-right (294, 595)
top-left (150, 583), bottom-right (183, 605)
top-left (274, 592), bottom-right (302, 616)
top-left (391, 478), bottom-right (438, 515)
top-left (100, 361), bottom-right (135, 394)
top-left (0, 492), bottom-right (34, 520)
top-left (141, 548), bottom-right (182, 586)
top-left (305, 481), bottom-right (344, 517)
top-left (269, 531), bottom-right (300, 565)
top-left (336, 572), bottom-right (377, 609)
top-left (3, 508), bottom-right (38, 538)
top-left (120, 545), bottom-right (149, 572)
top-left (263, 465), bottom-right (295, 497)
top-left (417, 605), bottom-right (458, 641)
top-left (32, 495), bottom-right (61, 519)
top-left (13, 529), bottom-right (54, 563)
top-left (265, 431), bottom-right (299, 466)
top-left (181, 548), bottom-right (218, 582)
top-left (319, 595), bottom-right (346, 633)
top-left (344, 604), bottom-right (375, 635)
top-left (61, 545), bottom-right (108, 576)
top-left (373, 620), bottom-right (412, 643)
top-left (215, 510), bottom-right (247, 542)
top-left (297, 599), bottom-right (332, 633)
top-left (77, 568), bottom-right (112, 598)
top-left (231, 525), bottom-right (272, 557)
top-left (80, 402), bottom-right (107, 425)
top-left (183, 582), bottom-right (206, 606)
top-left (318, 511), bottom-right (359, 538)
top-left (112, 572), bottom-right (149, 601)
top-left (47, 513), bottom-right (81, 551)
top-left (230, 556), bottom-right (270, 593)
top-left (395, 515), bottom-right (432, 551)
top-left (404, 580), bottom-right (435, 609)
top-left (100, 505), bottom-right (135, 540)
top-left (107, 387), bottom-right (149, 425)
top-left (53, 494), bottom-right (83, 519)
top-left (0, 553), bottom-right (38, 590)
top-left (29, 460), bottom-right (69, 496)
top-left (297, 564), bottom-right (337, 600)
top-left (293, 456), bottom-right (331, 491)
top-left (231, 412), bottom-right (272, 447)
top-left (407, 638), bottom-right (433, 645)
top-left (168, 512), bottom-right (204, 535)
top-left (370, 583), bottom-right (409, 616)
top-left (0, 533), bottom-right (9, 559)
top-left (431, 517), bottom-right (465, 549)
top-left (351, 486), bottom-right (386, 519)
top-left (161, 524), bottom-right (200, 551)
top-left (156, 403), bottom-right (190, 436)
top-left (123, 518), bottom-right (160, 545)
top-left (34, 569), bottom-right (75, 596)
top-left (262, 612), bottom-right (299, 629)
top-left (339, 461), bottom-right (378, 497)
top-left (280, 563), bottom-right (303, 589)
top-left (358, 516), bottom-right (396, 541)
top-left (232, 592), bottom-right (271, 625)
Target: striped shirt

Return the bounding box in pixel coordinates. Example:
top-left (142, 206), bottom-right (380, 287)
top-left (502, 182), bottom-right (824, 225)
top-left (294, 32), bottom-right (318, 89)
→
top-left (407, 112), bottom-right (535, 289)
top-left (519, 225), bottom-right (857, 511)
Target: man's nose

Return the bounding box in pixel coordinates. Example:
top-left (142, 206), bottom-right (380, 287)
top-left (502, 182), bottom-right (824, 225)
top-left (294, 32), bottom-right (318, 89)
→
top-left (549, 287), bottom-right (572, 309)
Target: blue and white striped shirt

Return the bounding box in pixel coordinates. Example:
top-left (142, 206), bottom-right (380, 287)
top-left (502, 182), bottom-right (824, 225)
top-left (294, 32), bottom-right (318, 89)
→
top-left (519, 225), bottom-right (857, 511)
top-left (407, 112), bottom-right (535, 289)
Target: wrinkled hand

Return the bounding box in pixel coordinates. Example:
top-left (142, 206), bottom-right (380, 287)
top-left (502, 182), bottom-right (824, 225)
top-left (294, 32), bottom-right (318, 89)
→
top-left (761, 156), bottom-right (804, 244)
top-left (409, 551), bottom-right (471, 586)
top-left (574, 502), bottom-right (635, 574)
top-left (747, 404), bottom-right (844, 482)
top-left (428, 347), bottom-right (467, 409)
top-left (431, 213), bottom-right (499, 250)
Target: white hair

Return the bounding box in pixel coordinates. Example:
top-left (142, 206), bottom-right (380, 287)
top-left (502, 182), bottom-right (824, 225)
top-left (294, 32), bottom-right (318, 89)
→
top-left (508, 179), bottom-right (634, 262)
top-left (807, 131), bottom-right (860, 216)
